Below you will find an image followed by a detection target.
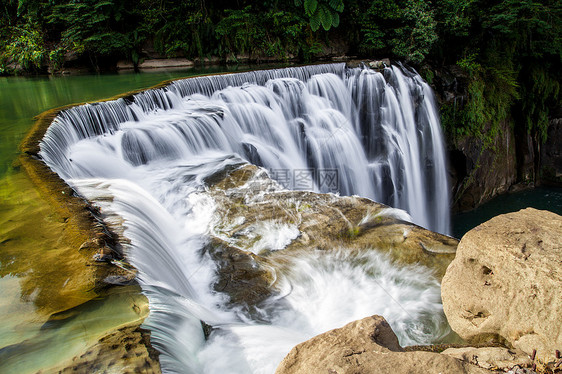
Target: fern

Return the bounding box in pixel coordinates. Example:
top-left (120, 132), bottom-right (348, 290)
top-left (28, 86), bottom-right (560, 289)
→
top-left (298, 0), bottom-right (343, 31)
top-left (319, 5), bottom-right (333, 31)
top-left (332, 12), bottom-right (340, 27)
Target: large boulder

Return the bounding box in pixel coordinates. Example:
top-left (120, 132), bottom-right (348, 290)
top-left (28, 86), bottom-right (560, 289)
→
top-left (441, 208), bottom-right (562, 363)
top-left (275, 315), bottom-right (490, 374)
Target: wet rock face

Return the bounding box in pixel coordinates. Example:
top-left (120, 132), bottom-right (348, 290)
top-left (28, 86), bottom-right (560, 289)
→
top-left (275, 315), bottom-right (491, 374)
top-left (540, 118), bottom-right (562, 186)
top-left (429, 64), bottom-right (522, 212)
top-left (203, 164), bottom-right (458, 308)
top-left (448, 119), bottom-right (518, 212)
top-left (441, 208), bottom-right (562, 363)
top-left (203, 238), bottom-right (276, 309)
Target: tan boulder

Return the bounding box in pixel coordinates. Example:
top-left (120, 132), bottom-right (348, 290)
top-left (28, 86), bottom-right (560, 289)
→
top-left (441, 208), bottom-right (562, 363)
top-left (275, 315), bottom-right (491, 374)
top-left (209, 165), bottom-right (457, 276)
top-left (441, 347), bottom-right (532, 371)
top-left (202, 164), bottom-right (458, 308)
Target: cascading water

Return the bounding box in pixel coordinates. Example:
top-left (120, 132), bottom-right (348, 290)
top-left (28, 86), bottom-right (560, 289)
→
top-left (39, 63), bottom-right (452, 373)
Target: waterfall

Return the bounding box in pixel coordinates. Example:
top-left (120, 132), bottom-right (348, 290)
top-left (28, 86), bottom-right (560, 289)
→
top-left (41, 63), bottom-right (450, 234)
top-left (39, 63), bottom-right (452, 373)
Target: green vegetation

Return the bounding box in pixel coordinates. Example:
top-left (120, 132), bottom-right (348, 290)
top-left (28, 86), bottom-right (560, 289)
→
top-left (355, 0), bottom-right (437, 63)
top-left (0, 0), bottom-right (560, 157)
top-left (431, 0), bottom-right (560, 153)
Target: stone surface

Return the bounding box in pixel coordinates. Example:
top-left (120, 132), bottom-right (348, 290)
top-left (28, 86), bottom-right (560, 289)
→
top-left (430, 64), bottom-right (523, 212)
top-left (448, 119), bottom-right (518, 212)
top-left (275, 315), bottom-right (491, 374)
top-left (441, 347), bottom-right (532, 371)
top-left (138, 58), bottom-right (195, 69)
top-left (441, 208), bottom-right (562, 363)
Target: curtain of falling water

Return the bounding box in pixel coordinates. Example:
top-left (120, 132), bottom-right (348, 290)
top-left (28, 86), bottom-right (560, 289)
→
top-left (41, 63), bottom-right (450, 234)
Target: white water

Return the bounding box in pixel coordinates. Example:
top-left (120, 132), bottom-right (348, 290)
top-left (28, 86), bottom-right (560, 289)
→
top-left (39, 64), bottom-right (452, 373)
top-left (71, 173), bottom-right (450, 374)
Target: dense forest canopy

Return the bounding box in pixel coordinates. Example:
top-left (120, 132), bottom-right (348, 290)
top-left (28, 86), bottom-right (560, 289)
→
top-left (0, 0), bottom-right (560, 146)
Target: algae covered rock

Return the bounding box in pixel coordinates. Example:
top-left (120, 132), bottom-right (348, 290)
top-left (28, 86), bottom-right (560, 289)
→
top-left (441, 208), bottom-right (562, 363)
top-left (38, 323), bottom-right (161, 374)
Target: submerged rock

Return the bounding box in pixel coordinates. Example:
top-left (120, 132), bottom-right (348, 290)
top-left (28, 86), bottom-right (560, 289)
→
top-left (275, 315), bottom-right (491, 374)
top-left (204, 164), bottom-right (458, 308)
top-left (203, 238), bottom-right (276, 308)
top-left (37, 323), bottom-right (161, 374)
top-left (441, 208), bottom-right (562, 363)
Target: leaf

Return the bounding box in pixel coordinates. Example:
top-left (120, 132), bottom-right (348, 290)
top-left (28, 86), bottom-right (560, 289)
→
top-left (309, 13), bottom-right (321, 31)
top-left (304, 0), bottom-right (318, 16)
top-left (332, 12), bottom-right (340, 27)
top-left (17, 0), bottom-right (25, 16)
top-left (329, 0), bottom-right (344, 13)
top-left (94, 1), bottom-right (113, 9)
top-left (318, 5), bottom-right (333, 31)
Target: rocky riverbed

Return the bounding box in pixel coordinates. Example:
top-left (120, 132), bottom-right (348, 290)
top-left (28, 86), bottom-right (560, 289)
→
top-left (277, 207), bottom-right (562, 374)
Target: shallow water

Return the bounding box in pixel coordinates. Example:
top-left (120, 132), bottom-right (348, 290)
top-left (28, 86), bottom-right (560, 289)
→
top-left (0, 66), bottom-right (279, 176)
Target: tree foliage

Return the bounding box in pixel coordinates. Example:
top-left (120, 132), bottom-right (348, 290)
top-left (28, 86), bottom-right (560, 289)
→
top-left (294, 0), bottom-right (343, 31)
top-left (357, 0), bottom-right (437, 63)
top-left (438, 0), bottom-right (561, 144)
top-left (4, 22), bottom-right (45, 70)
top-left (216, 6), bottom-right (310, 61)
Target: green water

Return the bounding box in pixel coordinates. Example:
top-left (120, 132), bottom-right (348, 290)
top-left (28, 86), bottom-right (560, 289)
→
top-left (0, 66), bottom-right (247, 176)
top-left (452, 186), bottom-right (562, 238)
